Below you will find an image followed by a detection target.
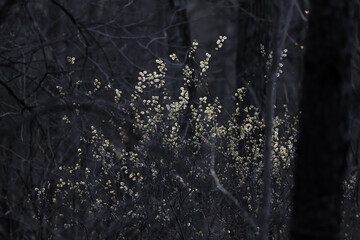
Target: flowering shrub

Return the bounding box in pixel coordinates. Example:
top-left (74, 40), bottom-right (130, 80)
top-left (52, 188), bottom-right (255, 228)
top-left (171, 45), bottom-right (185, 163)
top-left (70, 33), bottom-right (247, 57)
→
top-left (34, 36), bottom-right (298, 239)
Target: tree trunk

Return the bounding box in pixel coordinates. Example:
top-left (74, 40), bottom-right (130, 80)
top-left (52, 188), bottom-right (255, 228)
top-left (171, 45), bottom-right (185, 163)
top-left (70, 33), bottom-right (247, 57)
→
top-left (236, 0), bottom-right (272, 109)
top-left (290, 1), bottom-right (354, 239)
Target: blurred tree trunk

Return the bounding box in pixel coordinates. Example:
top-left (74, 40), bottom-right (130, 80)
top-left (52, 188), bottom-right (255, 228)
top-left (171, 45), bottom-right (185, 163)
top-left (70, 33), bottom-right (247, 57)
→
top-left (167, 0), bottom-right (195, 137)
top-left (167, 0), bottom-right (191, 60)
top-left (167, 0), bottom-right (193, 93)
top-left (290, 1), bottom-right (354, 239)
top-left (236, 0), bottom-right (272, 109)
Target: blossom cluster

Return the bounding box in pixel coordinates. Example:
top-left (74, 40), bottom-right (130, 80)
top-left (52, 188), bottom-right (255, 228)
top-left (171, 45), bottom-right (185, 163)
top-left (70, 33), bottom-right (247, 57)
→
top-left (34, 36), bottom-right (298, 239)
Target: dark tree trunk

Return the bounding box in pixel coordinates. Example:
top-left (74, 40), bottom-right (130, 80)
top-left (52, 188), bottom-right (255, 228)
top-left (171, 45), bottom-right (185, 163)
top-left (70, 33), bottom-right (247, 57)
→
top-left (236, 0), bottom-right (272, 109)
top-left (167, 0), bottom-right (192, 60)
top-left (290, 1), bottom-right (354, 239)
top-left (167, 0), bottom-right (195, 138)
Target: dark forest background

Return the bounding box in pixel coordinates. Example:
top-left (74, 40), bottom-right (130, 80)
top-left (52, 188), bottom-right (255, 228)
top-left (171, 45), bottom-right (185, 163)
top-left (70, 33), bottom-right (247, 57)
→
top-left (1, 0), bottom-right (360, 239)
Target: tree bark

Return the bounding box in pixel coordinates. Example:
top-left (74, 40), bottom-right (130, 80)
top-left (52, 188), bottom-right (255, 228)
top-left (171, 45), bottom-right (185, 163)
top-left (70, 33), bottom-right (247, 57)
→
top-left (290, 1), bottom-right (354, 239)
